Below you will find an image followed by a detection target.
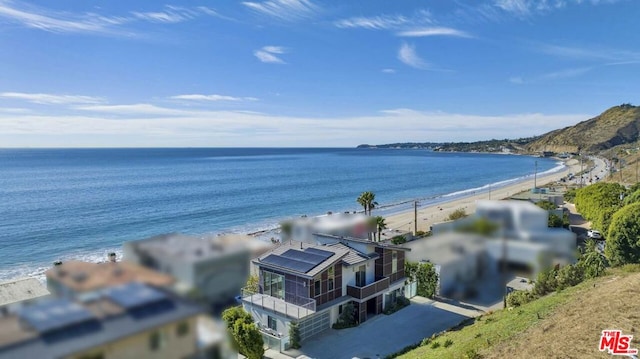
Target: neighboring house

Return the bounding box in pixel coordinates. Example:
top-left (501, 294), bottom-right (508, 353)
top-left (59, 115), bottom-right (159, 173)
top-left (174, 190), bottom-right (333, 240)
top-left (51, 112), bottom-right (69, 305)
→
top-left (45, 260), bottom-right (175, 301)
top-left (404, 232), bottom-right (489, 297)
top-left (285, 212), bottom-right (371, 243)
top-left (124, 233), bottom-right (271, 306)
top-left (0, 278), bottom-right (50, 315)
top-left (0, 283), bottom-right (208, 359)
top-left (242, 239), bottom-right (408, 352)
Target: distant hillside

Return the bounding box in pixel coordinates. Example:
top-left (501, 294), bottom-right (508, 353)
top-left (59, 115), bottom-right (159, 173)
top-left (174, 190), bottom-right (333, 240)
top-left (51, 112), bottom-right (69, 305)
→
top-left (527, 104), bottom-right (640, 154)
top-left (357, 137), bottom-right (536, 153)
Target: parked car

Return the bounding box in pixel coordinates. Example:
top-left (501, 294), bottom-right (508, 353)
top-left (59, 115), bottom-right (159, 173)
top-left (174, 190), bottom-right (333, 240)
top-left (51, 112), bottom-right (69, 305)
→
top-left (587, 229), bottom-right (603, 240)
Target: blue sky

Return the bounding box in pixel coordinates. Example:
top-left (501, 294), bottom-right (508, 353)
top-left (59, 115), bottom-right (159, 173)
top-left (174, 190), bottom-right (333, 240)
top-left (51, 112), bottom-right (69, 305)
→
top-left (0, 0), bottom-right (639, 147)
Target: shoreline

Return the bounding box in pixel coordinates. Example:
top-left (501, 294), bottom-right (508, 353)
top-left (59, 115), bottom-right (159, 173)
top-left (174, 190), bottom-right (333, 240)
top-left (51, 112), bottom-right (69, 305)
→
top-left (384, 158), bottom-right (581, 233)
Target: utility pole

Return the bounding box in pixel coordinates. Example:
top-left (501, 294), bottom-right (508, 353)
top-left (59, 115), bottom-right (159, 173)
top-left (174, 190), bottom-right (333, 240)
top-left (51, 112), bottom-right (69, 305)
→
top-left (534, 160), bottom-right (538, 190)
top-left (580, 154), bottom-right (584, 188)
top-left (413, 201), bottom-right (418, 236)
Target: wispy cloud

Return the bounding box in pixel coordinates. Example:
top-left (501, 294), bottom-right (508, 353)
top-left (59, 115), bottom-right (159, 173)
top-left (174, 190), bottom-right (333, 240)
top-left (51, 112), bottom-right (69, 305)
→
top-left (0, 92), bottom-right (105, 105)
top-left (382, 68), bottom-right (396, 74)
top-left (397, 26), bottom-right (471, 38)
top-left (541, 66), bottom-right (593, 80)
top-left (171, 94), bottom-right (259, 102)
top-left (398, 43), bottom-right (429, 70)
top-left (509, 76), bottom-right (525, 84)
top-left (537, 43), bottom-right (640, 62)
top-left (494, 0), bottom-right (532, 16)
top-left (492, 0), bottom-right (622, 19)
top-left (243, 0), bottom-right (320, 22)
top-left (254, 46), bottom-right (287, 64)
top-left (0, 2), bottom-right (224, 35)
top-left (335, 14), bottom-right (410, 30)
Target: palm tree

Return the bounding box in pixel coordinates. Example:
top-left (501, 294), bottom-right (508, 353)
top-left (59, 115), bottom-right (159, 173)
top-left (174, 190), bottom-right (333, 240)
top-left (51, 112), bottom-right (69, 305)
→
top-left (357, 191), bottom-right (378, 216)
top-left (375, 216), bottom-right (387, 242)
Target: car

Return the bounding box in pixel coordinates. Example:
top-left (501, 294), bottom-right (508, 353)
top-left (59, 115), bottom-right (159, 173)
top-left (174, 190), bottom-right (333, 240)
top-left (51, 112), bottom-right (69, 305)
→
top-left (587, 229), bottom-right (603, 240)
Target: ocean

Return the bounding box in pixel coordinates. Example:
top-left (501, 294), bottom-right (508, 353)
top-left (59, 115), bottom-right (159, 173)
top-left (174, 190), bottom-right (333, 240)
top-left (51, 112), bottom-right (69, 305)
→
top-left (0, 148), bottom-right (560, 282)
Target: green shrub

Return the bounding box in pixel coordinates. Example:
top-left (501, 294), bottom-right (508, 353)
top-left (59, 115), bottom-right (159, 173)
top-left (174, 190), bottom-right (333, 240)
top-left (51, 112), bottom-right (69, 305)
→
top-left (548, 213), bottom-right (564, 228)
top-left (391, 235), bottom-right (407, 245)
top-left (333, 302), bottom-right (358, 329)
top-left (556, 264), bottom-right (584, 290)
top-left (605, 202), bottom-right (640, 266)
top-left (533, 267), bottom-right (558, 296)
top-left (465, 348), bottom-right (482, 359)
top-left (431, 341), bottom-right (441, 349)
top-left (443, 339), bottom-right (454, 348)
top-left (448, 208), bottom-right (468, 221)
top-left (506, 290), bottom-right (535, 307)
top-left (289, 321), bottom-right (301, 349)
top-left (405, 261), bottom-right (438, 298)
top-left (536, 200), bottom-right (557, 210)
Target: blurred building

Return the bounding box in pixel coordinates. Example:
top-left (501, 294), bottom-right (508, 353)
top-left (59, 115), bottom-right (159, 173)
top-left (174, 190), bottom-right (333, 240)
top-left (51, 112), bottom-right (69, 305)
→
top-left (285, 212), bottom-right (372, 242)
top-left (242, 239), bottom-right (408, 352)
top-left (123, 233), bottom-right (272, 307)
top-left (0, 278), bottom-right (50, 315)
top-left (0, 282), bottom-right (218, 359)
top-left (45, 259), bottom-right (175, 301)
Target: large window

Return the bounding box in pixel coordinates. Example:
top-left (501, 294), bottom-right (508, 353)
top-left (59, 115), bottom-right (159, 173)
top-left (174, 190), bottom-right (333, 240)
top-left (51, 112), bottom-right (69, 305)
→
top-left (149, 331), bottom-right (164, 351)
top-left (262, 270), bottom-right (284, 299)
top-left (328, 266), bottom-right (335, 291)
top-left (355, 265), bottom-right (366, 287)
top-left (392, 251), bottom-right (398, 274)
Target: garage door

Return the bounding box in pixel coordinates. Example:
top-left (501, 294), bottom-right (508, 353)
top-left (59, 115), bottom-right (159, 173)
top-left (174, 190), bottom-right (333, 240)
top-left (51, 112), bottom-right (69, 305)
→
top-left (298, 310), bottom-right (330, 342)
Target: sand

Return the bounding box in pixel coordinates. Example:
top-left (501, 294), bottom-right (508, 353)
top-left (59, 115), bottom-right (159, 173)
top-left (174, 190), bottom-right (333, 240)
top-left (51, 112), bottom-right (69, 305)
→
top-left (384, 158), bottom-right (582, 233)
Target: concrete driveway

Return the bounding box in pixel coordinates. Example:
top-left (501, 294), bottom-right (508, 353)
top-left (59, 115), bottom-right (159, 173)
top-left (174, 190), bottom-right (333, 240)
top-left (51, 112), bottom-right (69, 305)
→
top-left (294, 297), bottom-right (479, 359)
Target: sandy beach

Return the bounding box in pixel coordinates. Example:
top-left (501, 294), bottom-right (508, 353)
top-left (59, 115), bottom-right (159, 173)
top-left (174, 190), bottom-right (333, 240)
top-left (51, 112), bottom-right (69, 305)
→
top-left (384, 158), bottom-right (582, 233)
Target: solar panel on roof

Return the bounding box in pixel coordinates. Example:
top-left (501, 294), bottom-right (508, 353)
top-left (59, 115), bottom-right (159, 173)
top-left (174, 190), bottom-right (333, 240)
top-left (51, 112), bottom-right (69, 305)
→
top-left (280, 249), bottom-right (326, 265)
top-left (261, 254), bottom-right (316, 273)
top-left (304, 247), bottom-right (334, 259)
top-left (19, 299), bottom-right (96, 333)
top-left (105, 282), bottom-right (168, 310)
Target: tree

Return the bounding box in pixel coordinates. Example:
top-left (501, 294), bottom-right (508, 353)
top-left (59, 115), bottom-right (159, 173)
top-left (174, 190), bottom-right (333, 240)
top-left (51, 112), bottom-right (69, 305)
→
top-left (289, 321), bottom-right (301, 349)
top-left (357, 191), bottom-right (378, 215)
top-left (280, 220), bottom-right (293, 241)
top-left (623, 188), bottom-right (640, 206)
top-left (456, 218), bottom-right (499, 236)
top-left (406, 261), bottom-right (438, 298)
top-left (375, 216), bottom-right (387, 241)
top-left (605, 202), bottom-right (640, 266)
top-left (222, 307), bottom-right (264, 359)
top-left (579, 239), bottom-right (607, 278)
top-left (246, 274), bottom-right (259, 294)
top-left (532, 267), bottom-right (558, 296)
top-left (574, 182), bottom-right (627, 236)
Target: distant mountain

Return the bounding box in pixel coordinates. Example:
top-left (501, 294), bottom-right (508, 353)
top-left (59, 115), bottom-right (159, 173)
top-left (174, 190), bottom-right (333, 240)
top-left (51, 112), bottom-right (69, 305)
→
top-left (526, 104), bottom-right (640, 153)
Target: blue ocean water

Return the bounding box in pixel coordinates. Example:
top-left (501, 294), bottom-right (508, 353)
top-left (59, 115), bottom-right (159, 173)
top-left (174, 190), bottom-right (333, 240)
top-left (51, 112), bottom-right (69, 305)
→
top-left (0, 148), bottom-right (559, 281)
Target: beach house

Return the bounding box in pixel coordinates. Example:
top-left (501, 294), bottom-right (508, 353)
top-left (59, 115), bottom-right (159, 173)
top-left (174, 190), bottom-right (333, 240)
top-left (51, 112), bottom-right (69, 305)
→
top-left (241, 239), bottom-right (408, 352)
top-left (0, 282), bottom-right (220, 359)
top-left (123, 233), bottom-right (272, 309)
top-left (0, 278), bottom-right (50, 315)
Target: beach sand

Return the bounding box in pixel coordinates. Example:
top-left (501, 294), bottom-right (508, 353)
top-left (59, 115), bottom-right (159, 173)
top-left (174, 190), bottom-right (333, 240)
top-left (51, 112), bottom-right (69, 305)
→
top-left (384, 158), bottom-right (582, 233)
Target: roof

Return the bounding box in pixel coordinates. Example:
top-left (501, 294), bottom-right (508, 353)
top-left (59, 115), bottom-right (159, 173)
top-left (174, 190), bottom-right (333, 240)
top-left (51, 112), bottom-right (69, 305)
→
top-left (0, 284), bottom-right (204, 358)
top-left (45, 260), bottom-right (175, 293)
top-left (127, 233), bottom-right (251, 262)
top-left (314, 233), bottom-right (411, 251)
top-left (326, 242), bottom-right (375, 266)
top-left (253, 241), bottom-right (349, 278)
top-left (0, 278), bottom-right (50, 307)
top-left (404, 232), bottom-right (486, 266)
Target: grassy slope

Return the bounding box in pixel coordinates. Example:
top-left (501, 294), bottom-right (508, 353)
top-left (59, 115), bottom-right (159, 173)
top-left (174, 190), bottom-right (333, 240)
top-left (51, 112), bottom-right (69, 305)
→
top-left (399, 266), bottom-right (640, 359)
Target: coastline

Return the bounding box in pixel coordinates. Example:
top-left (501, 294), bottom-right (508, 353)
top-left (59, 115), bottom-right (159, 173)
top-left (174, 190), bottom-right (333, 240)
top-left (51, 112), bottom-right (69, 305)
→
top-left (384, 158), bottom-right (581, 233)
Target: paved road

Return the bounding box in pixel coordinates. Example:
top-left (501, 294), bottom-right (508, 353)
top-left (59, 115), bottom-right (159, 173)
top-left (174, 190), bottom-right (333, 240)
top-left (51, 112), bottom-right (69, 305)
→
top-left (296, 297), bottom-right (477, 359)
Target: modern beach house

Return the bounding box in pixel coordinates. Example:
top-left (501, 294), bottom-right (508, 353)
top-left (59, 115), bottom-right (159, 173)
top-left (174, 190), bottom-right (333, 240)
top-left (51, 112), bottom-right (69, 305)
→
top-left (242, 237), bottom-right (408, 352)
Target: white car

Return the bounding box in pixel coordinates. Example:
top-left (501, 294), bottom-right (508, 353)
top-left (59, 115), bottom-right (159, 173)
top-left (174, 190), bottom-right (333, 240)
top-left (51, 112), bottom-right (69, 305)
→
top-left (587, 230), bottom-right (603, 240)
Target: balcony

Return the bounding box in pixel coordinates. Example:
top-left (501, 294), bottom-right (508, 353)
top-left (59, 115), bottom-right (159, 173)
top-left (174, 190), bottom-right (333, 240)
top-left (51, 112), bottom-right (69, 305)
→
top-left (347, 277), bottom-right (390, 299)
top-left (241, 287), bottom-right (316, 320)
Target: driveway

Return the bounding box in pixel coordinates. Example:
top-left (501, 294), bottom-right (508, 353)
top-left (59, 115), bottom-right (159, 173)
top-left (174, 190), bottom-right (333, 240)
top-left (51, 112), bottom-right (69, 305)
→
top-left (294, 297), bottom-right (479, 359)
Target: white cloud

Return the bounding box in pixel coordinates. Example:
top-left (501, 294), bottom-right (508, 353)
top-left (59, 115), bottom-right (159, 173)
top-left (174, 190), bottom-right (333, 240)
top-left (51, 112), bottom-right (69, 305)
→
top-left (0, 2), bottom-right (224, 35)
top-left (0, 1), bottom-right (129, 34)
top-left (0, 103), bottom-right (590, 147)
top-left (541, 66), bottom-right (593, 80)
top-left (382, 69), bottom-right (396, 74)
top-left (509, 76), bottom-right (525, 84)
top-left (242, 0), bottom-right (319, 22)
top-left (494, 0), bottom-right (532, 16)
top-left (0, 92), bottom-right (106, 105)
top-left (171, 94), bottom-right (259, 102)
top-left (254, 46), bottom-right (287, 64)
top-left (398, 43), bottom-right (429, 70)
top-left (397, 27), bottom-right (471, 38)
top-left (335, 14), bottom-right (409, 30)
top-left (537, 43), bottom-right (640, 62)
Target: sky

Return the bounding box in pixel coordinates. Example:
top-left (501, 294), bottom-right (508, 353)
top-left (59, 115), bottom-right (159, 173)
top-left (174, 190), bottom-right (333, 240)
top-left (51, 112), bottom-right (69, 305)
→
top-left (0, 0), bottom-right (639, 147)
